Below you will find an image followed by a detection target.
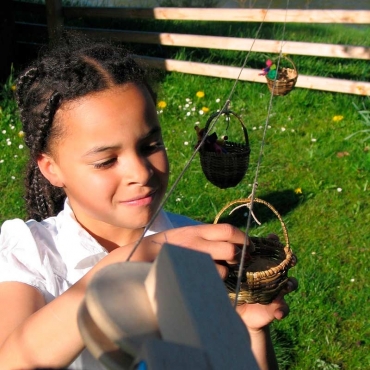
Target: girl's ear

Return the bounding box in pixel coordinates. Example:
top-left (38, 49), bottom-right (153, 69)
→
top-left (37, 154), bottom-right (65, 188)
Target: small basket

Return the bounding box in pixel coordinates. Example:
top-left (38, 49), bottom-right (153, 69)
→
top-left (266, 56), bottom-right (298, 96)
top-left (214, 197), bottom-right (296, 305)
top-left (197, 110), bottom-right (251, 189)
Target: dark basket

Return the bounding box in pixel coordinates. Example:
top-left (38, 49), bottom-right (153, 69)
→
top-left (198, 110), bottom-right (250, 189)
top-left (266, 56), bottom-right (298, 96)
top-left (214, 198), bottom-right (296, 305)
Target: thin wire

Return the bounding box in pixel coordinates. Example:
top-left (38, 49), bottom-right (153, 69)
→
top-left (126, 1), bottom-right (273, 262)
top-left (232, 0), bottom-right (291, 308)
top-left (126, 5), bottom-right (273, 258)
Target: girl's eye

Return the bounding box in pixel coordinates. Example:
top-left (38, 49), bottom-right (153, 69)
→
top-left (93, 158), bottom-right (117, 169)
top-left (142, 142), bottom-right (164, 155)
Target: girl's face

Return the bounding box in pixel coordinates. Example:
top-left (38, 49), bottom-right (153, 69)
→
top-left (47, 83), bottom-right (169, 245)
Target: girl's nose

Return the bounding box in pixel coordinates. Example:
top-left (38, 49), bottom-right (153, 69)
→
top-left (125, 154), bottom-right (154, 185)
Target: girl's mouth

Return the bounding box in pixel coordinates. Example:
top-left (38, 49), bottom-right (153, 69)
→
top-left (121, 191), bottom-right (156, 206)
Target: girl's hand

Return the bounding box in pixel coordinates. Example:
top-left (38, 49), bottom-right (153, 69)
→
top-left (130, 223), bottom-right (248, 278)
top-left (235, 276), bottom-right (298, 332)
top-left (130, 224), bottom-right (298, 331)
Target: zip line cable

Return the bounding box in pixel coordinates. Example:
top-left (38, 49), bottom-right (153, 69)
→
top-left (231, 0), bottom-right (291, 308)
top-left (126, 0), bottom-right (291, 310)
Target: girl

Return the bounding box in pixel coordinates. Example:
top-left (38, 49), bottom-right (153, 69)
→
top-left (0, 37), bottom-right (297, 370)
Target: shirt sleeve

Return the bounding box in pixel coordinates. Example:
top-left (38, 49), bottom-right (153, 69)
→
top-left (0, 219), bottom-right (49, 294)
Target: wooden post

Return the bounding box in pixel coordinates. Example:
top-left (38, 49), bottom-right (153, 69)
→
top-left (45, 0), bottom-right (63, 42)
top-left (0, 0), bottom-right (15, 83)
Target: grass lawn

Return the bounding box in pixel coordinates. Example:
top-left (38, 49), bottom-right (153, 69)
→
top-left (1, 19), bottom-right (370, 370)
top-left (156, 75), bottom-right (370, 370)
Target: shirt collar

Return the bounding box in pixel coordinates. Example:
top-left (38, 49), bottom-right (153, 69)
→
top-left (57, 199), bottom-right (174, 270)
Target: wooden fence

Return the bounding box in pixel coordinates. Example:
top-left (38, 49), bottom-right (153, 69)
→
top-left (13, 1), bottom-right (370, 96)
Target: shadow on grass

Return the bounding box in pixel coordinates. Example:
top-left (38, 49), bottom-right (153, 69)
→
top-left (272, 324), bottom-right (299, 370)
top-left (214, 189), bottom-right (308, 228)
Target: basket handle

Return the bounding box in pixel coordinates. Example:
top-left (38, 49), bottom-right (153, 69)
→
top-left (281, 55), bottom-right (297, 74)
top-left (203, 109), bottom-right (249, 147)
top-left (213, 197), bottom-right (290, 248)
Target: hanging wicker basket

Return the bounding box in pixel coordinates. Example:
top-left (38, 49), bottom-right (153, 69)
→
top-left (197, 110), bottom-right (250, 189)
top-left (214, 197), bottom-right (296, 305)
top-left (266, 56), bottom-right (298, 96)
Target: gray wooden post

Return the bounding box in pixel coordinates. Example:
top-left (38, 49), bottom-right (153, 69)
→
top-left (45, 0), bottom-right (63, 42)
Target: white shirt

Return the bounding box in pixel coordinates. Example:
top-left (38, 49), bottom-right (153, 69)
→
top-left (0, 199), bottom-right (199, 370)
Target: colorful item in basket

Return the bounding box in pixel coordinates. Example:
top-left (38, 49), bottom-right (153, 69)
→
top-left (194, 126), bottom-right (228, 154)
top-left (259, 59), bottom-right (276, 76)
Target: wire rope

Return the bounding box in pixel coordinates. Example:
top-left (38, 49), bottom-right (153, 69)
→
top-left (231, 0), bottom-right (291, 308)
top-left (126, 0), bottom-right (291, 310)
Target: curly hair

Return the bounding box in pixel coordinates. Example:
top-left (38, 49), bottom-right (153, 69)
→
top-left (16, 35), bottom-right (156, 221)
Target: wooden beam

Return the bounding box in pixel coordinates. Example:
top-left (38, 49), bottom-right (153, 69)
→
top-left (135, 56), bottom-right (370, 96)
top-left (63, 7), bottom-right (370, 24)
top-left (45, 0), bottom-right (63, 41)
top-left (79, 28), bottom-right (370, 60)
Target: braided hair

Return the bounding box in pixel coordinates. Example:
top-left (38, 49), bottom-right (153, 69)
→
top-left (16, 36), bottom-right (156, 221)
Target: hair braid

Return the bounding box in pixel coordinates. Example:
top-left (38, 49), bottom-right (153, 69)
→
top-left (24, 92), bottom-right (65, 221)
top-left (15, 66), bottom-right (38, 108)
top-left (25, 161), bottom-right (65, 222)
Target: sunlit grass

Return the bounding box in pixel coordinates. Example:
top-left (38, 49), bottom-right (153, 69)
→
top-left (156, 74), bottom-right (370, 369)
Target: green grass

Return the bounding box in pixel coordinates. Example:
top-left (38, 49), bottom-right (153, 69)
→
top-left (156, 76), bottom-right (370, 369)
top-left (0, 72), bottom-right (28, 221)
top-left (1, 22), bottom-right (370, 369)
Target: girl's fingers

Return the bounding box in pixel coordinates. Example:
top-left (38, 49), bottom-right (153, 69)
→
top-left (194, 223), bottom-right (248, 245)
top-left (145, 224), bottom-right (249, 263)
top-left (190, 224), bottom-right (249, 262)
top-left (267, 233), bottom-right (279, 241)
top-left (290, 254), bottom-right (298, 267)
top-left (272, 297), bottom-right (290, 320)
top-left (280, 277), bottom-right (298, 295)
top-left (214, 263), bottom-right (229, 280)
top-left (193, 241), bottom-right (242, 262)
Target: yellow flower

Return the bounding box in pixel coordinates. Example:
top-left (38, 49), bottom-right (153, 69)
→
top-left (332, 115), bottom-right (344, 122)
top-left (196, 91), bottom-right (205, 98)
top-left (157, 101), bottom-right (167, 109)
top-left (18, 131), bottom-right (25, 138)
top-left (201, 106), bottom-right (210, 113)
top-left (294, 187), bottom-right (302, 194)
top-left (11, 85), bottom-right (16, 91)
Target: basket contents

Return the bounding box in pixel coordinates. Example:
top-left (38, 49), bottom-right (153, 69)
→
top-left (196, 110), bottom-right (250, 189)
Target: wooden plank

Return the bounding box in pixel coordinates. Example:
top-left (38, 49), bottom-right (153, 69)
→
top-left (63, 7), bottom-right (370, 24)
top-left (134, 56), bottom-right (370, 96)
top-left (79, 27), bottom-right (370, 60)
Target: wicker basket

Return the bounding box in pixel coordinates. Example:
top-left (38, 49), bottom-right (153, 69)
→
top-left (266, 56), bottom-right (298, 96)
top-left (214, 198), bottom-right (296, 305)
top-left (198, 110), bottom-right (250, 189)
